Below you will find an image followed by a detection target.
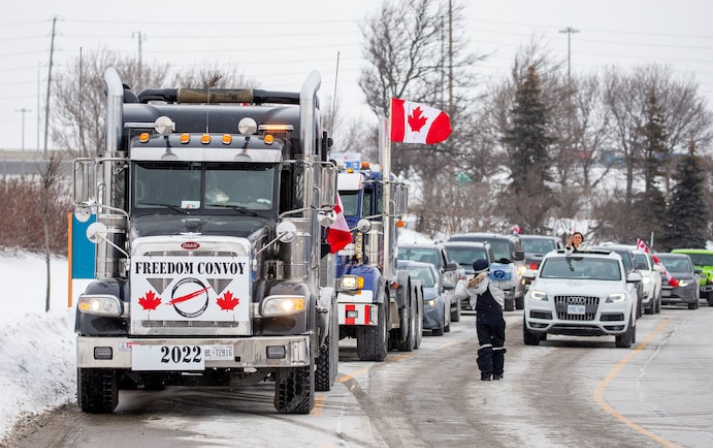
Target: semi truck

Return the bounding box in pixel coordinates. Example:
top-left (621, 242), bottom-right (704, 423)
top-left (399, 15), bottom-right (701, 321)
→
top-left (72, 67), bottom-right (339, 415)
top-left (333, 139), bottom-right (423, 362)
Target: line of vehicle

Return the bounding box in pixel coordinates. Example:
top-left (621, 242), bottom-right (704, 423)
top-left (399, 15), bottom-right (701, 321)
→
top-left (593, 318), bottom-right (683, 448)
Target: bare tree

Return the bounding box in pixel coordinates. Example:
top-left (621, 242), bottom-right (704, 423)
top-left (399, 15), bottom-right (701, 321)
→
top-left (171, 63), bottom-right (256, 89)
top-left (51, 48), bottom-right (170, 157)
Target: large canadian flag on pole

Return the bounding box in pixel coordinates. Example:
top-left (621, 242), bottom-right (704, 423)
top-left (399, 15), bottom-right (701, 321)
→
top-left (326, 193), bottom-right (352, 254)
top-left (636, 238), bottom-right (678, 287)
top-left (390, 98), bottom-right (452, 144)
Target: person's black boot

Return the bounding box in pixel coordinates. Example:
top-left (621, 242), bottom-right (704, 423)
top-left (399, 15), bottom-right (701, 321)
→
top-left (493, 373), bottom-right (503, 380)
top-left (481, 373), bottom-right (492, 381)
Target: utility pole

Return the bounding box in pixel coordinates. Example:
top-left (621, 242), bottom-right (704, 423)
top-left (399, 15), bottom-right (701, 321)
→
top-left (132, 31), bottom-right (145, 91)
top-left (43, 16), bottom-right (57, 156)
top-left (559, 26), bottom-right (579, 80)
top-left (16, 108), bottom-right (31, 151)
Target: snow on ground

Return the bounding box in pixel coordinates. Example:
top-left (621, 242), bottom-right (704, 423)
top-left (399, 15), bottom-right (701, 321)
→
top-left (0, 253), bottom-right (76, 444)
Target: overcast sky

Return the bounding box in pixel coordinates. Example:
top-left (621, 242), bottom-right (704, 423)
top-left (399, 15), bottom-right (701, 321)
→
top-left (0, 0), bottom-right (711, 152)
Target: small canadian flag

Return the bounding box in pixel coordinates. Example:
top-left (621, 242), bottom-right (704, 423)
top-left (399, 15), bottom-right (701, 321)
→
top-left (636, 238), bottom-right (678, 287)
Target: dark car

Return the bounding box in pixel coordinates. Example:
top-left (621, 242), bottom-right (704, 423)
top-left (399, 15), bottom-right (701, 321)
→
top-left (442, 241), bottom-right (495, 311)
top-left (398, 242), bottom-right (461, 322)
top-left (518, 234), bottom-right (564, 289)
top-left (656, 253), bottom-right (701, 310)
top-left (447, 233), bottom-right (525, 311)
top-left (591, 244), bottom-right (645, 318)
top-left (397, 260), bottom-right (455, 336)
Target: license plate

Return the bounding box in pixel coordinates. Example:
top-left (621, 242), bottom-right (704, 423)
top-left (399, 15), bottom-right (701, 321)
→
top-left (662, 290), bottom-right (672, 297)
top-left (567, 304), bottom-right (586, 315)
top-left (203, 345), bottom-right (234, 361)
top-left (132, 345), bottom-right (205, 371)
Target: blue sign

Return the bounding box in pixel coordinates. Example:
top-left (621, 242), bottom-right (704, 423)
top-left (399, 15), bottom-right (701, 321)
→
top-left (71, 214), bottom-right (96, 279)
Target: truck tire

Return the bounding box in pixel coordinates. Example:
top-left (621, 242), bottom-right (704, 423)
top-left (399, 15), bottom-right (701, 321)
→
top-left (315, 301), bottom-right (339, 392)
top-left (396, 294), bottom-right (416, 351)
top-left (523, 317), bottom-right (541, 346)
top-left (413, 287), bottom-right (423, 350)
top-left (708, 291), bottom-right (713, 307)
top-left (274, 365), bottom-right (315, 414)
top-left (357, 301), bottom-right (388, 361)
top-left (78, 368), bottom-right (118, 414)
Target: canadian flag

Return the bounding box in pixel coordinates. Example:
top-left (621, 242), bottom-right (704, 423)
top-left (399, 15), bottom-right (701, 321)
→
top-left (512, 224), bottom-right (522, 235)
top-left (390, 98), bottom-right (452, 144)
top-left (636, 238), bottom-right (678, 287)
top-left (326, 194), bottom-right (352, 254)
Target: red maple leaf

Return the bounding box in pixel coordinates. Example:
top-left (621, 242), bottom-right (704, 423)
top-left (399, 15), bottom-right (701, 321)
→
top-left (216, 291), bottom-right (239, 311)
top-left (407, 107), bottom-right (427, 132)
top-left (138, 290), bottom-right (162, 311)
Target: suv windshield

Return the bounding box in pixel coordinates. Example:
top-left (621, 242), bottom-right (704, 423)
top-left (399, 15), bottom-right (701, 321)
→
top-left (398, 248), bottom-right (439, 266)
top-left (541, 257), bottom-right (621, 280)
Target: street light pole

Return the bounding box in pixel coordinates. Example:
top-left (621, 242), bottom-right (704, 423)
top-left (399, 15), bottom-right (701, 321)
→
top-left (559, 26), bottom-right (579, 80)
top-left (15, 108), bottom-right (31, 151)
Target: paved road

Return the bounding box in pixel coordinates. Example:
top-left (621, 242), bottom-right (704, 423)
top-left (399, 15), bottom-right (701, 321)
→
top-left (5, 305), bottom-right (712, 448)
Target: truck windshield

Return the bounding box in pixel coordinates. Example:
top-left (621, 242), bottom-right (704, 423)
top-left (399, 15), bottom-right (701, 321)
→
top-left (133, 161), bottom-right (276, 212)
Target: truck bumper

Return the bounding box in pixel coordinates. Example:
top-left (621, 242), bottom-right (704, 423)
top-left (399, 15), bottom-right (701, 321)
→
top-left (77, 335), bottom-right (311, 369)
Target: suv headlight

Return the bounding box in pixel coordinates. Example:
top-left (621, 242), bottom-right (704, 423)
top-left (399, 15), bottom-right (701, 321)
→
top-left (262, 295), bottom-right (306, 317)
top-left (529, 290), bottom-right (547, 301)
top-left (641, 276), bottom-right (651, 284)
top-left (607, 293), bottom-right (626, 303)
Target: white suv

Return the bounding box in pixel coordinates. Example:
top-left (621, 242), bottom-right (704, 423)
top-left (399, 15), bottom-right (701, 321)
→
top-left (523, 250), bottom-right (640, 348)
top-left (633, 250), bottom-right (663, 315)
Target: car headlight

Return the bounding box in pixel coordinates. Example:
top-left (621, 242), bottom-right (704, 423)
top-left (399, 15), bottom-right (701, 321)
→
top-left (641, 276), bottom-right (651, 284)
top-left (427, 298), bottom-right (438, 309)
top-left (78, 295), bottom-right (123, 317)
top-left (262, 295), bottom-right (306, 317)
top-left (678, 279), bottom-right (690, 287)
top-left (529, 290), bottom-right (547, 301)
top-left (607, 293), bottom-right (626, 303)
top-left (339, 275), bottom-right (364, 291)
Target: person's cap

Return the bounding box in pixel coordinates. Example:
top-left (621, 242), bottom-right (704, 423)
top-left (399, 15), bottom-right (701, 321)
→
top-left (472, 259), bottom-right (489, 274)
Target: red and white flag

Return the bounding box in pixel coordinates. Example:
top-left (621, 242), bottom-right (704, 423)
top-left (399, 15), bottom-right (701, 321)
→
top-left (636, 238), bottom-right (678, 287)
top-left (326, 194), bottom-right (352, 254)
top-left (390, 98), bottom-right (452, 144)
top-left (512, 224), bottom-right (522, 235)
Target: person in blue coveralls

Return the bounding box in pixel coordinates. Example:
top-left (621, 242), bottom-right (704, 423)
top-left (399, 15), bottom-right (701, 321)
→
top-left (455, 259), bottom-right (507, 381)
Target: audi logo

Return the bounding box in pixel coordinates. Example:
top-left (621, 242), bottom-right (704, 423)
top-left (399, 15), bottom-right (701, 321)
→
top-left (568, 296), bottom-right (587, 304)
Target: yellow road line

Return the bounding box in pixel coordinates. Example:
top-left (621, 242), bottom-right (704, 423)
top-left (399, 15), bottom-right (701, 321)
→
top-left (594, 318), bottom-right (682, 448)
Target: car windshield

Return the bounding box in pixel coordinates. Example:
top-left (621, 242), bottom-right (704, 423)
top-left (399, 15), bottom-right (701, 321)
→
top-left (521, 238), bottom-right (555, 254)
top-left (486, 240), bottom-right (510, 261)
top-left (405, 266), bottom-right (436, 287)
top-left (634, 253), bottom-right (648, 267)
top-left (660, 257), bottom-right (692, 273)
top-left (541, 257), bottom-right (621, 280)
top-left (684, 253), bottom-right (713, 266)
top-left (445, 247), bottom-right (487, 267)
top-left (398, 248), bottom-right (439, 266)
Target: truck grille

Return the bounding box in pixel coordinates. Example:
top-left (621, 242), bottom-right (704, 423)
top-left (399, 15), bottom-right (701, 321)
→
top-left (554, 295), bottom-right (599, 321)
top-left (142, 320), bottom-right (239, 328)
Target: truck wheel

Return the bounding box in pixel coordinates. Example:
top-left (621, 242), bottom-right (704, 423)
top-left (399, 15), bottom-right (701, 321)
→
top-left (357, 302), bottom-right (388, 361)
top-left (523, 317), bottom-right (540, 346)
top-left (78, 368), bottom-right (118, 414)
top-left (396, 294), bottom-right (416, 351)
top-left (708, 291), bottom-right (713, 307)
top-left (274, 365), bottom-right (314, 414)
top-left (315, 301), bottom-right (339, 392)
top-left (413, 290), bottom-right (423, 350)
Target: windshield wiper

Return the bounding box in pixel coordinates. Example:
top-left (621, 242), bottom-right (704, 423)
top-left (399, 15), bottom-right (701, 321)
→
top-left (139, 202), bottom-right (190, 214)
top-left (207, 203), bottom-right (259, 216)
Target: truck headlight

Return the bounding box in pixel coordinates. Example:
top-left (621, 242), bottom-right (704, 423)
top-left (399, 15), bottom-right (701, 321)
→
top-left (607, 293), bottom-right (626, 303)
top-left (78, 295), bottom-right (123, 317)
top-left (339, 275), bottom-right (364, 291)
top-left (262, 295), bottom-right (306, 317)
top-left (529, 290), bottom-right (548, 301)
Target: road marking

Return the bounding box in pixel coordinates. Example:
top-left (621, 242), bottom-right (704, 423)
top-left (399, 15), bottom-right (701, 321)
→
top-left (311, 395), bottom-right (325, 416)
top-left (594, 318), bottom-right (683, 448)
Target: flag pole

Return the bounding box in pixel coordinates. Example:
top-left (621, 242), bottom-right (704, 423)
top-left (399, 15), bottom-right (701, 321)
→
top-left (380, 106), bottom-right (392, 280)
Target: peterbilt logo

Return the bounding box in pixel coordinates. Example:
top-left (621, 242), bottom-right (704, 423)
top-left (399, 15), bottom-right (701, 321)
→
top-left (181, 241), bottom-right (200, 250)
top-left (568, 296), bottom-right (587, 304)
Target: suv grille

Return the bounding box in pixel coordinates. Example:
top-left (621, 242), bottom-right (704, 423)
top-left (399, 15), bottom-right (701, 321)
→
top-left (554, 295), bottom-right (599, 321)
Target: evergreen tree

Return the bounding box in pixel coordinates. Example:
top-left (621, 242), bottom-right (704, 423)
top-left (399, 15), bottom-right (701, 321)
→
top-left (634, 92), bottom-right (668, 243)
top-left (500, 65), bottom-right (555, 232)
top-left (661, 142), bottom-right (709, 250)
